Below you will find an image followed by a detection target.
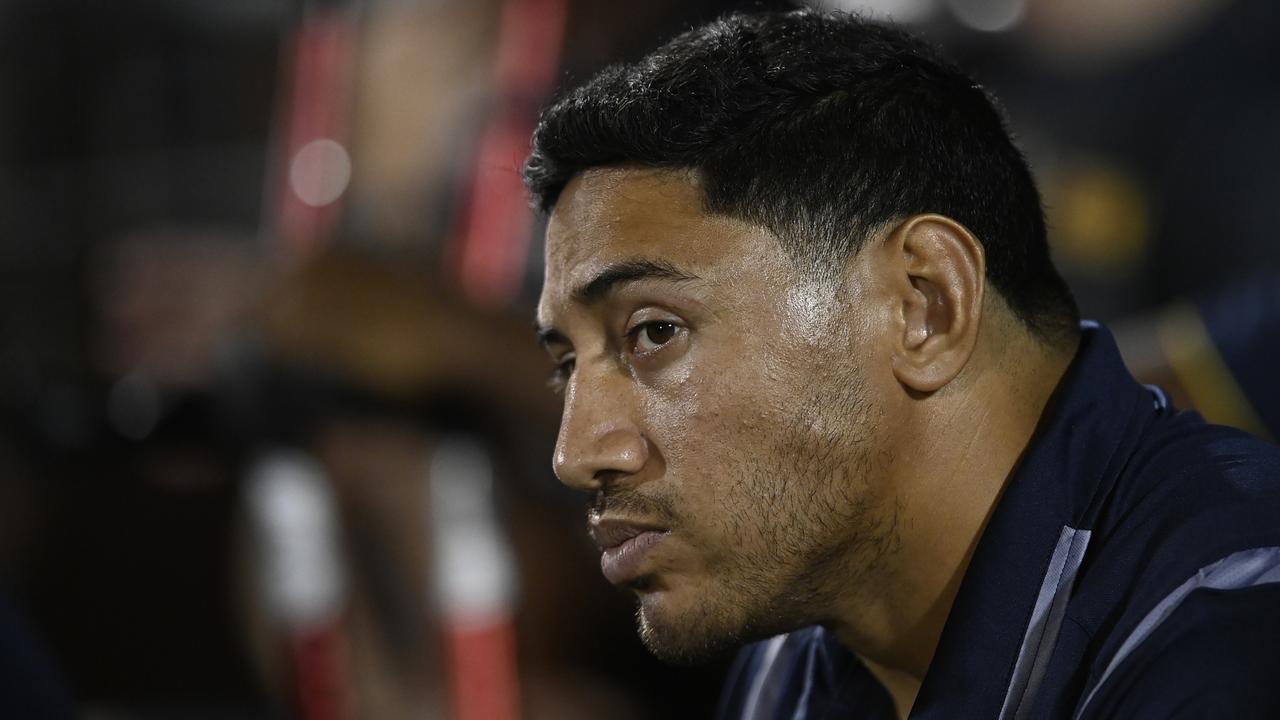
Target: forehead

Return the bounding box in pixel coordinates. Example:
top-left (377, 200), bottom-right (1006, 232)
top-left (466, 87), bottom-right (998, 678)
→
top-left (537, 167), bottom-right (784, 315)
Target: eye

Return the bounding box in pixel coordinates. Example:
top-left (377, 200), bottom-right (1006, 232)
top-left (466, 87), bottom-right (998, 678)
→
top-left (546, 357), bottom-right (574, 394)
top-left (633, 321), bottom-right (678, 353)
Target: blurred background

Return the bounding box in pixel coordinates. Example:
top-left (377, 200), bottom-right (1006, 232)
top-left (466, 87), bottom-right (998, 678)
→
top-left (0, 0), bottom-right (1277, 717)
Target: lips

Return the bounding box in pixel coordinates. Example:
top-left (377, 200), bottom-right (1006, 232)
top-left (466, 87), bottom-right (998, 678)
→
top-left (591, 519), bottom-right (670, 586)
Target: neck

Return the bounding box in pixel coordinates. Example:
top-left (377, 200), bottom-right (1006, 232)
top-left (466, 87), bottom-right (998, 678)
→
top-left (829, 326), bottom-right (1077, 718)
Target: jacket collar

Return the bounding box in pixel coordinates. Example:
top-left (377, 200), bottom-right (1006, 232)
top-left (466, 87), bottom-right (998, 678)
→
top-left (909, 322), bottom-right (1157, 718)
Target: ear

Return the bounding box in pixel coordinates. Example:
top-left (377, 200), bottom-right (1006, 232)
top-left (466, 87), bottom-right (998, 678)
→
top-left (882, 214), bottom-right (986, 393)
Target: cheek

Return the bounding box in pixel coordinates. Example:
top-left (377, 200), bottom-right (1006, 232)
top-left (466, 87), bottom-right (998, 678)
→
top-left (645, 351), bottom-right (795, 525)
top-left (648, 349), bottom-right (763, 456)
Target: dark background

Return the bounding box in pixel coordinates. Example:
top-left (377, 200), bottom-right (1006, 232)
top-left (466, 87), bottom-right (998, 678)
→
top-left (1, 0), bottom-right (1277, 717)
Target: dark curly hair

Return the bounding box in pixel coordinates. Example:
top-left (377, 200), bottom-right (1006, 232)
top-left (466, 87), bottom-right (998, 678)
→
top-left (524, 8), bottom-right (1078, 342)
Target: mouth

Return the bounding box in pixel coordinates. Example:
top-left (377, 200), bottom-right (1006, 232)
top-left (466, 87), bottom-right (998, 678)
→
top-left (590, 519), bottom-right (671, 586)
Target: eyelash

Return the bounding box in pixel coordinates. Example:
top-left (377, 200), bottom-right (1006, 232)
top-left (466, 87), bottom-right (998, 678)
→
top-left (547, 358), bottom-right (574, 395)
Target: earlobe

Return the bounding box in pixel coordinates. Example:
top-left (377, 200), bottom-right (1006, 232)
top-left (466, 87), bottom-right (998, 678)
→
top-left (888, 215), bottom-right (985, 394)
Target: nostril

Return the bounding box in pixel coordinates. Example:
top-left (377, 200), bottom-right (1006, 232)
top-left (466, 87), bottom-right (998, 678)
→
top-left (553, 444), bottom-right (603, 492)
top-left (593, 469), bottom-right (628, 487)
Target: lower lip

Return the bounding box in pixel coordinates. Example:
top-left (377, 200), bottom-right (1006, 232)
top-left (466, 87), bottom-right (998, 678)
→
top-left (600, 530), bottom-right (669, 585)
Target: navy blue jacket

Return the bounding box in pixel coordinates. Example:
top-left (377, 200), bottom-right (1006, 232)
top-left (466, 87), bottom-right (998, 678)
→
top-left (718, 323), bottom-right (1280, 719)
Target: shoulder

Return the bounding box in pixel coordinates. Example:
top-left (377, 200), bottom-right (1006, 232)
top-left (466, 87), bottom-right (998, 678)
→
top-left (1096, 412), bottom-right (1280, 578)
top-left (1074, 415), bottom-right (1280, 717)
top-left (1080, 580), bottom-right (1280, 719)
top-left (1125, 410), bottom-right (1280, 513)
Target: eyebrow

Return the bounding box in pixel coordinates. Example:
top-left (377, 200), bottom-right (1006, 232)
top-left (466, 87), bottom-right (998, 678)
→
top-left (535, 258), bottom-right (701, 347)
top-left (573, 258), bottom-right (700, 304)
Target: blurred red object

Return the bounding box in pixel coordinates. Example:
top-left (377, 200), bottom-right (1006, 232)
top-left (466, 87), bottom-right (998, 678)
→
top-left (453, 0), bottom-right (568, 307)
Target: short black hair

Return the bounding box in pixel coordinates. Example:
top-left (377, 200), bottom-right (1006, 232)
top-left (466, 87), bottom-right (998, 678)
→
top-left (524, 8), bottom-right (1079, 342)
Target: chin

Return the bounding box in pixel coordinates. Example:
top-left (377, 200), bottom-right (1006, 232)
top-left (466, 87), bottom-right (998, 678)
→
top-left (633, 582), bottom-right (757, 666)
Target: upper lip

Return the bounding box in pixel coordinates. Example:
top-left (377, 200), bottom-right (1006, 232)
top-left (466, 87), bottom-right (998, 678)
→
top-left (590, 518), bottom-right (667, 551)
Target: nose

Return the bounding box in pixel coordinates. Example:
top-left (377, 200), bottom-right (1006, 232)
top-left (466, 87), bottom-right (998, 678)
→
top-left (553, 371), bottom-right (649, 493)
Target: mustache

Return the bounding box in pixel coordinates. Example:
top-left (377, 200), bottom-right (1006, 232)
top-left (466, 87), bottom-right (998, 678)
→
top-left (590, 489), bottom-right (679, 528)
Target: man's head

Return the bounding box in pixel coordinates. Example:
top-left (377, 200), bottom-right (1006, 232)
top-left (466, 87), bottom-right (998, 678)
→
top-left (530, 9), bottom-right (1079, 665)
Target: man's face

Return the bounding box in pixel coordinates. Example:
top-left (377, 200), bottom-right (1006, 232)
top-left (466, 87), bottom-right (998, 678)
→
top-left (536, 168), bottom-right (900, 663)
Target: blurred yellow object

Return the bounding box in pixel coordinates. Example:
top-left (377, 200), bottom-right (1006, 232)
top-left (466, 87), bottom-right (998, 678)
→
top-left (1049, 160), bottom-right (1149, 271)
top-left (1157, 302), bottom-right (1271, 440)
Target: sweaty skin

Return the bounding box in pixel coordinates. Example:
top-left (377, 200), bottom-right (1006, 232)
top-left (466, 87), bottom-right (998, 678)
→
top-left (535, 167), bottom-right (1075, 718)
